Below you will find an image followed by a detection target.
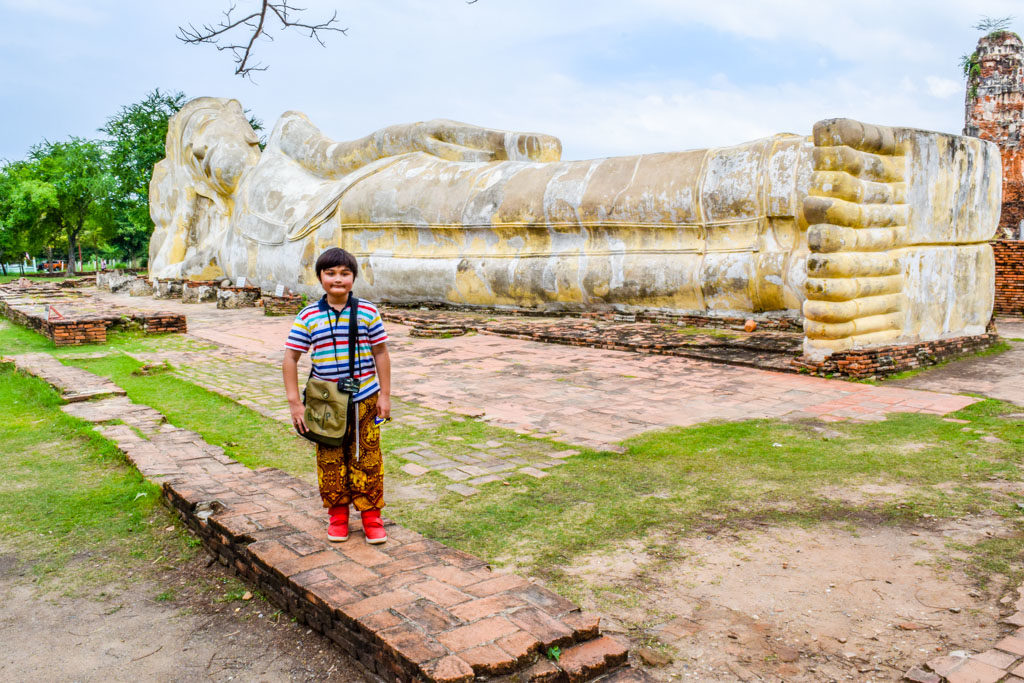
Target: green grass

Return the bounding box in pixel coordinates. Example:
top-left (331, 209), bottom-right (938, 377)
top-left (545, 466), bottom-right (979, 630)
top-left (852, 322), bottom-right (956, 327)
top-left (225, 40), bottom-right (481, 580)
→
top-left (389, 399), bottom-right (1024, 592)
top-left (0, 363), bottom-right (194, 594)
top-left (0, 273), bottom-right (56, 284)
top-left (0, 319), bottom-right (217, 357)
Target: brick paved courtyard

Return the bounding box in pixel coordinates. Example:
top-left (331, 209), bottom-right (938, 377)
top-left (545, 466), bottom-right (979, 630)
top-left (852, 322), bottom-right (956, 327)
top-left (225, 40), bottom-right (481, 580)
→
top-left (11, 287), bottom-right (1024, 681)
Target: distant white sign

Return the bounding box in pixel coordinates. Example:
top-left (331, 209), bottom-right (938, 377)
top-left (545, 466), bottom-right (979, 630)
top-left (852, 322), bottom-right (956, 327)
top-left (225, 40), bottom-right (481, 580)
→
top-left (274, 284), bottom-right (285, 297)
top-left (236, 276), bottom-right (246, 288)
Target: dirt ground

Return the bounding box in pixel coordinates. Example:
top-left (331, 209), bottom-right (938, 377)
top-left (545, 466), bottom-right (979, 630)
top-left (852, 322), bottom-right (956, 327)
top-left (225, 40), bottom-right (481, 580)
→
top-left (567, 509), bottom-right (1017, 681)
top-left (0, 551), bottom-right (369, 682)
top-left (3, 514), bottom-right (1016, 682)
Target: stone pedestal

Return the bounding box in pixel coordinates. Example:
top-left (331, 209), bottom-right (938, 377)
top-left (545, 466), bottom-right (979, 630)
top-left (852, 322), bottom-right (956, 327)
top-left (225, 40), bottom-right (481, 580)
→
top-left (216, 286), bottom-right (261, 309)
top-left (182, 280), bottom-right (220, 304)
top-left (128, 278), bottom-right (154, 296)
top-left (262, 293), bottom-right (304, 316)
top-left (96, 269), bottom-right (135, 293)
top-left (154, 278), bottom-right (183, 299)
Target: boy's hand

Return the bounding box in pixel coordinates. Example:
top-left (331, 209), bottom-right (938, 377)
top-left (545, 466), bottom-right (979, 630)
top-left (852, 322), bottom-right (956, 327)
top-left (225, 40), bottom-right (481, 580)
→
top-left (376, 395), bottom-right (391, 421)
top-left (290, 399), bottom-right (308, 433)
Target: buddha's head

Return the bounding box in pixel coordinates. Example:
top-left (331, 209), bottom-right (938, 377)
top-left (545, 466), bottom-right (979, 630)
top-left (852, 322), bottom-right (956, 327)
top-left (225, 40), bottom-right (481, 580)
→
top-left (149, 97), bottom-right (261, 277)
top-left (170, 97), bottom-right (261, 195)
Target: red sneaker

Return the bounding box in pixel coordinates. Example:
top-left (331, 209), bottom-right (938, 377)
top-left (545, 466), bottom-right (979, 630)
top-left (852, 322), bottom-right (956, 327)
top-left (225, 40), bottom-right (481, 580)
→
top-left (361, 509), bottom-right (387, 544)
top-left (327, 505), bottom-right (349, 542)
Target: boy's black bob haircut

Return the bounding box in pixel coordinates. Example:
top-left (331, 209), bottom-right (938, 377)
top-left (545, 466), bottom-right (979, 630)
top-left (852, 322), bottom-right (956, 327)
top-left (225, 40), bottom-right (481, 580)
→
top-left (315, 247), bottom-right (359, 280)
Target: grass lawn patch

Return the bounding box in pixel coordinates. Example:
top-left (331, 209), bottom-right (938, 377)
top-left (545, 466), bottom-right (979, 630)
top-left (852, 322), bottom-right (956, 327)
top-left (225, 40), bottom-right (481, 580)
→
top-left (0, 363), bottom-right (194, 595)
top-left (0, 319), bottom-right (217, 357)
top-left (388, 400), bottom-right (1024, 594)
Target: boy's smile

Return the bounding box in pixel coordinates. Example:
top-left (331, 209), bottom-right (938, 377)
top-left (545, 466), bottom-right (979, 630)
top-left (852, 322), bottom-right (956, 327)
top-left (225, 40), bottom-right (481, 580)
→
top-left (321, 265), bottom-right (355, 306)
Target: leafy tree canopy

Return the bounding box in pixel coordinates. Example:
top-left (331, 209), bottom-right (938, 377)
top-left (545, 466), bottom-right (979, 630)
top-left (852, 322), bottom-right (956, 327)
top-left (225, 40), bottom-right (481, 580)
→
top-left (2, 139), bottom-right (115, 273)
top-left (100, 89), bottom-right (187, 264)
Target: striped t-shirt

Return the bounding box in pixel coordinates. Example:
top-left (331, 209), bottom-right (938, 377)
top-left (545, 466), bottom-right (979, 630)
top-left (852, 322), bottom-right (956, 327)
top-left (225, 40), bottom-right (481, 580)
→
top-left (285, 295), bottom-right (388, 402)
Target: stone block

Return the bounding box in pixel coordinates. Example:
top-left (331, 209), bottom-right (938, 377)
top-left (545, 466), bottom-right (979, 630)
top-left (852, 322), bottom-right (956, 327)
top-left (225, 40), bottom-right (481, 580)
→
top-left (436, 616), bottom-right (519, 652)
top-left (459, 643), bottom-right (518, 676)
top-left (465, 573), bottom-right (530, 598)
top-left (450, 594), bottom-right (529, 622)
top-left (427, 655), bottom-right (475, 683)
top-left (556, 635), bottom-right (629, 683)
top-left (507, 607), bottom-right (575, 649)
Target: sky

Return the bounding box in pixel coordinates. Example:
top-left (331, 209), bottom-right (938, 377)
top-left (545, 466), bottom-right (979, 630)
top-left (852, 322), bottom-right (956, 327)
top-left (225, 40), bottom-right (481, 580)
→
top-left (0, 0), bottom-right (1020, 162)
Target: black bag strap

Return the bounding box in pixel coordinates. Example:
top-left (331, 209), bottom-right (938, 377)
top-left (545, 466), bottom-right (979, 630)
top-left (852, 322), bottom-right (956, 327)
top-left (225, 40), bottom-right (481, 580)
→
top-left (346, 295), bottom-right (359, 380)
top-left (324, 294), bottom-right (359, 385)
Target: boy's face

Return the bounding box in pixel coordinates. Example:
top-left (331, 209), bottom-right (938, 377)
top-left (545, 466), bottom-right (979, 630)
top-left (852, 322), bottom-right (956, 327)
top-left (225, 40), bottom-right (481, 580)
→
top-left (319, 265), bottom-right (355, 299)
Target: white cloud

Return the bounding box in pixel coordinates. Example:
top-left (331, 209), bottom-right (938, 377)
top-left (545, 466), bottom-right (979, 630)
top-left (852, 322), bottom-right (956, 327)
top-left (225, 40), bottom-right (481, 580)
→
top-left (0, 0), bottom-right (1002, 160)
top-left (926, 75), bottom-right (962, 99)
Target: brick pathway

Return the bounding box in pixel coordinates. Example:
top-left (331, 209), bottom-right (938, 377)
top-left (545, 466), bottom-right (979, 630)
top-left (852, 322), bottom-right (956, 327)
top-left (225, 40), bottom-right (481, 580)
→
top-left (90, 288), bottom-right (981, 471)
top-left (7, 352), bottom-right (639, 683)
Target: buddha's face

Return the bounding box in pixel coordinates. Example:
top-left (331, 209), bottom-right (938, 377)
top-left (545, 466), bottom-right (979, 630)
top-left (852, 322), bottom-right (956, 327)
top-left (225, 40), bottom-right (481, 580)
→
top-left (184, 104), bottom-right (261, 194)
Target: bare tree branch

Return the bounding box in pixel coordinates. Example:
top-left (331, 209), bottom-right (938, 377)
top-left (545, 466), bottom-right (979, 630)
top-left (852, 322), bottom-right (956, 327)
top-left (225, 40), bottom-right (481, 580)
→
top-left (177, 1), bottom-right (347, 79)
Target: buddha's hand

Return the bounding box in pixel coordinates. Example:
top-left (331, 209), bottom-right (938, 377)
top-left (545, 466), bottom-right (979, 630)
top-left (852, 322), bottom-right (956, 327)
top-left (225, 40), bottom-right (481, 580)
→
top-left (401, 119), bottom-right (562, 163)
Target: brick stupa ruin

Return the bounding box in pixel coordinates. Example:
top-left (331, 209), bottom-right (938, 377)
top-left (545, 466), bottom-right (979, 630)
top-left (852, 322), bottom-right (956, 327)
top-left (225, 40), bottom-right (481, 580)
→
top-left (965, 29), bottom-right (1024, 239)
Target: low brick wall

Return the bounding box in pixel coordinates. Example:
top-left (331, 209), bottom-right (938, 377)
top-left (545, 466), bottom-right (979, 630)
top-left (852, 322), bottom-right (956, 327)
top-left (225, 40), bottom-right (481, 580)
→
top-left (154, 278), bottom-right (184, 299)
top-left (262, 293), bottom-right (304, 316)
top-left (141, 313), bottom-right (188, 335)
top-left (217, 286), bottom-right (262, 309)
top-left (793, 332), bottom-right (1000, 378)
top-left (0, 285), bottom-right (186, 346)
top-left (47, 318), bottom-right (110, 346)
top-left (382, 301), bottom-right (803, 331)
top-left (994, 240), bottom-right (1024, 315)
top-left (182, 280), bottom-right (220, 304)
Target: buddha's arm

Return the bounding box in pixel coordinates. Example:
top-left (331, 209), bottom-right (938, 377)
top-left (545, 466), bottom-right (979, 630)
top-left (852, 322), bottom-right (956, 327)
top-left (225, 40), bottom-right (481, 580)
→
top-left (274, 112), bottom-right (561, 179)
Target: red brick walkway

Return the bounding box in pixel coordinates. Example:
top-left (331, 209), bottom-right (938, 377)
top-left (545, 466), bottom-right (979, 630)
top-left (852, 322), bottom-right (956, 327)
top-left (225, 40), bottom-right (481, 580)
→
top-left (91, 290), bottom-right (981, 454)
top-left (7, 352), bottom-right (638, 682)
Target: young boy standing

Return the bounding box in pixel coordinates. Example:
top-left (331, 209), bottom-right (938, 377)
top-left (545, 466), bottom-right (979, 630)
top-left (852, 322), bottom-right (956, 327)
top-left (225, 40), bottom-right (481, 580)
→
top-left (282, 247), bottom-right (391, 544)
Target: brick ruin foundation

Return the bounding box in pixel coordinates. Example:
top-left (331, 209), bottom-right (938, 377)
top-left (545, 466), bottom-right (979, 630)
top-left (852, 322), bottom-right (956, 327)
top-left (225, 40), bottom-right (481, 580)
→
top-left (95, 269), bottom-right (153, 296)
top-left (0, 280), bottom-right (186, 346)
top-left (217, 285), bottom-right (262, 309)
top-left (181, 280), bottom-right (220, 304)
top-left (792, 331), bottom-right (1000, 379)
top-left (154, 278), bottom-right (184, 299)
top-left (263, 293), bottom-right (305, 316)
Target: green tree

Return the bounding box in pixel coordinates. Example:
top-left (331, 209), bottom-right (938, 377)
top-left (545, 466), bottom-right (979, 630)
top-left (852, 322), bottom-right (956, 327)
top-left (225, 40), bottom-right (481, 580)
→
top-left (4, 139), bottom-right (114, 274)
top-left (100, 89), bottom-right (187, 268)
top-left (0, 160), bottom-right (57, 274)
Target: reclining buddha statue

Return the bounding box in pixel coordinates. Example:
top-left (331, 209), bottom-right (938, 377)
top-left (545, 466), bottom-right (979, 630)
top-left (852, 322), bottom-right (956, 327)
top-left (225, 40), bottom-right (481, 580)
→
top-left (149, 97), bottom-right (1000, 359)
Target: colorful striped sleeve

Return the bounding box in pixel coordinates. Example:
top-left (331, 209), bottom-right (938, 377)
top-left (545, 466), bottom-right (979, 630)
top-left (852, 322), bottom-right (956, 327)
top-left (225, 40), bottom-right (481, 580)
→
top-left (362, 302), bottom-right (388, 346)
top-left (285, 309), bottom-right (313, 352)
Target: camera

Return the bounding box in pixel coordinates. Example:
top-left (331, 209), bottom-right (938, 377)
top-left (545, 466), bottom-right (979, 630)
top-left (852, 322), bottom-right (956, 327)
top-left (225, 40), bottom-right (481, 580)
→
top-left (339, 377), bottom-right (360, 394)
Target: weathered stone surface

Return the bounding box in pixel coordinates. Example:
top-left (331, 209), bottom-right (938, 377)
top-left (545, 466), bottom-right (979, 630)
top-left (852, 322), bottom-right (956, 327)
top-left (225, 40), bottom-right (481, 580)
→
top-left (149, 99), bottom-right (999, 362)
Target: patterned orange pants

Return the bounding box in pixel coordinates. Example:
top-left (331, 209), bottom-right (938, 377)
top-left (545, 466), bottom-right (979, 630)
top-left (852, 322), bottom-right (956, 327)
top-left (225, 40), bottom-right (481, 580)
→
top-left (315, 392), bottom-right (385, 510)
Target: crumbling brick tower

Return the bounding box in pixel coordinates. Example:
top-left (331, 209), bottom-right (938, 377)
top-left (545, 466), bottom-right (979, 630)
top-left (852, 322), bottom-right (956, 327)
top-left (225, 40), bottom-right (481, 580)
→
top-left (964, 30), bottom-right (1024, 238)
